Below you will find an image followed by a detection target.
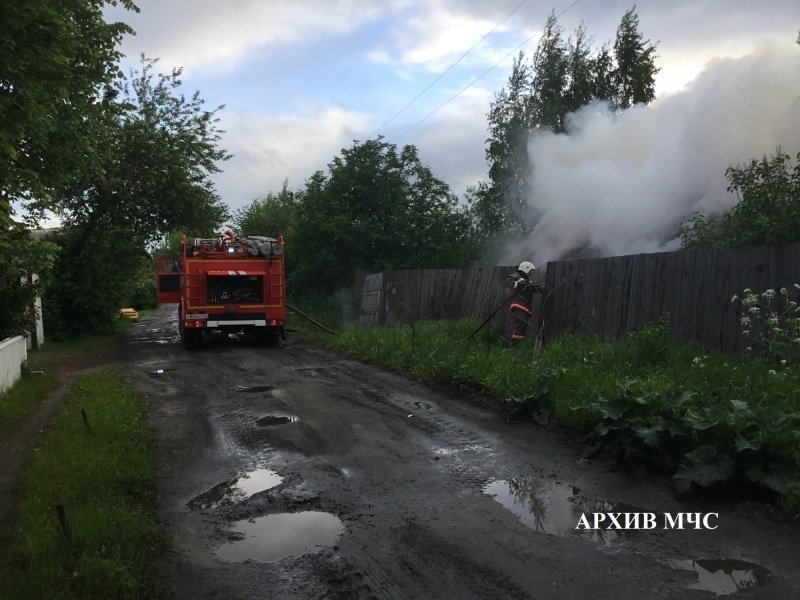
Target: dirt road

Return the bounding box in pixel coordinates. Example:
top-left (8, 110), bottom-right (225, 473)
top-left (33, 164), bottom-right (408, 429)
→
top-left (124, 305), bottom-right (800, 599)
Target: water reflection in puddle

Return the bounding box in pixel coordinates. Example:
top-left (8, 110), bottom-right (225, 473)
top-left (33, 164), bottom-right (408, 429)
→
top-left (668, 558), bottom-right (771, 596)
top-left (188, 468), bottom-right (283, 510)
top-left (215, 512), bottom-right (343, 563)
top-left (236, 385), bottom-right (274, 393)
top-left (483, 478), bottom-right (630, 544)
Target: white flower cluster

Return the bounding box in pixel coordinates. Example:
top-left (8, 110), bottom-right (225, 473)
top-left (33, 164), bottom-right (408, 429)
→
top-left (732, 284), bottom-right (800, 367)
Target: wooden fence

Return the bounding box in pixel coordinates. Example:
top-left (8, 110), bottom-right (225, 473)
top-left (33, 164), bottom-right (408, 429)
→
top-left (542, 243), bottom-right (800, 355)
top-left (358, 266), bottom-right (527, 332)
top-left (358, 243), bottom-right (800, 355)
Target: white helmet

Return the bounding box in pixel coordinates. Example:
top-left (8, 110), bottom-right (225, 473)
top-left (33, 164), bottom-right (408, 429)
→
top-left (518, 261), bottom-right (536, 274)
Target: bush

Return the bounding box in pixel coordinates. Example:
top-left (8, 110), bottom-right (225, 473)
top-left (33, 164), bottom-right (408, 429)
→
top-left (319, 316), bottom-right (800, 506)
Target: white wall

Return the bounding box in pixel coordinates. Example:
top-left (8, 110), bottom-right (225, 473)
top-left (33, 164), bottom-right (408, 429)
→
top-left (0, 336), bottom-right (28, 394)
top-left (26, 293), bottom-right (44, 350)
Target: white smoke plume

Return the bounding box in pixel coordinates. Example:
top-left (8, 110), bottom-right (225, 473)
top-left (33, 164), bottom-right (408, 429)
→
top-left (511, 42), bottom-right (800, 267)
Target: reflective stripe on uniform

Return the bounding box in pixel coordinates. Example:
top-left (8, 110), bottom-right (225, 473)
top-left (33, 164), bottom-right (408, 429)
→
top-left (511, 333), bottom-right (526, 341)
top-left (509, 302), bottom-right (533, 316)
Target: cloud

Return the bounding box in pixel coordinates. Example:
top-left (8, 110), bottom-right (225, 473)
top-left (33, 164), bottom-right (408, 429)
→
top-left (108, 0), bottom-right (386, 72)
top-left (405, 86), bottom-right (493, 198)
top-left (212, 107), bottom-right (373, 212)
top-left (512, 42), bottom-right (800, 265)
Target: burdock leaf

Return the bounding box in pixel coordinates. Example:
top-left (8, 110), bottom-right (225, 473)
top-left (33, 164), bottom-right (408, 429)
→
top-left (672, 446), bottom-right (735, 494)
top-left (746, 466), bottom-right (793, 495)
top-left (735, 432), bottom-right (762, 452)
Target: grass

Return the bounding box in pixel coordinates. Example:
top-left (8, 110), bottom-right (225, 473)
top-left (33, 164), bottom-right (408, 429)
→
top-left (0, 372), bottom-right (164, 600)
top-left (317, 317), bottom-right (800, 506)
top-left (0, 317), bottom-right (133, 436)
top-left (0, 371), bottom-right (58, 436)
top-left (29, 317), bottom-right (133, 370)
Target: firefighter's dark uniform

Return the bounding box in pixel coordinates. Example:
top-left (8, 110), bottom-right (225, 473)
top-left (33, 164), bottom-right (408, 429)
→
top-left (506, 270), bottom-right (542, 343)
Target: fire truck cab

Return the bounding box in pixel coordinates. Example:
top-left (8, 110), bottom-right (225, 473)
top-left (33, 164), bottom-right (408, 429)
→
top-left (156, 232), bottom-right (286, 349)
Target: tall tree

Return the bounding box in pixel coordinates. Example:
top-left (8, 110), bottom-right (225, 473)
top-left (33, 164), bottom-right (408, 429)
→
top-left (530, 14), bottom-right (569, 133)
top-left (613, 6), bottom-right (659, 109)
top-left (564, 24), bottom-right (597, 115)
top-left (290, 139), bottom-right (477, 293)
top-left (484, 52), bottom-right (535, 234)
top-left (43, 57), bottom-right (231, 338)
top-left (233, 180), bottom-right (297, 239)
top-left (58, 57), bottom-right (230, 242)
top-left (480, 7), bottom-right (659, 243)
top-left (0, 0), bottom-right (137, 208)
top-left (0, 0), bottom-right (137, 338)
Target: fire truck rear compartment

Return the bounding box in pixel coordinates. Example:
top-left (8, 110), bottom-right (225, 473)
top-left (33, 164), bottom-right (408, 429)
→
top-left (207, 275), bottom-right (264, 304)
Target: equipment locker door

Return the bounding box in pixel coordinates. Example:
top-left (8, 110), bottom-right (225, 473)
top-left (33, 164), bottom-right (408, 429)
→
top-left (156, 257), bottom-right (182, 303)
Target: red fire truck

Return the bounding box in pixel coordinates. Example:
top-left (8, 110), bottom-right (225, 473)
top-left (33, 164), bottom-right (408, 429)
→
top-left (156, 232), bottom-right (286, 349)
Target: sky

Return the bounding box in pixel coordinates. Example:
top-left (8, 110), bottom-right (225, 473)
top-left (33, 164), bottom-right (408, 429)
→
top-left (105, 0), bottom-right (800, 241)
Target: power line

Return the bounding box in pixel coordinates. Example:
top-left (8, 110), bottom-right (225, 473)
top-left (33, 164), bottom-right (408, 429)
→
top-left (391, 0), bottom-right (583, 142)
top-left (371, 0), bottom-right (529, 138)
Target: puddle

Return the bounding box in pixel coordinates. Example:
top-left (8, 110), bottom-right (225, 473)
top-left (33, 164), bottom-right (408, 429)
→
top-left (668, 558), bottom-right (771, 596)
top-left (414, 401), bottom-right (433, 411)
top-left (483, 478), bottom-right (634, 544)
top-left (256, 415), bottom-right (299, 427)
top-left (215, 512), bottom-right (343, 563)
top-left (187, 468), bottom-right (283, 510)
top-left (236, 385), bottom-right (274, 393)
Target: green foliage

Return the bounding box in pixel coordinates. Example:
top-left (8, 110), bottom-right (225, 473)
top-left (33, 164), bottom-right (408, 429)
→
top-left (0, 0), bottom-right (137, 206)
top-left (42, 226), bottom-right (145, 339)
top-left (287, 290), bottom-right (358, 333)
top-left (612, 6), bottom-right (659, 109)
top-left (58, 56), bottom-right (231, 243)
top-left (320, 317), bottom-right (800, 506)
top-left (233, 179), bottom-right (296, 239)
top-left (0, 228), bottom-right (58, 339)
top-left (480, 7), bottom-right (659, 235)
top-left (43, 57), bottom-right (231, 337)
top-left (290, 138), bottom-right (479, 294)
top-left (0, 0), bottom-right (137, 339)
top-left (681, 149), bottom-right (800, 248)
top-left (733, 285), bottom-right (800, 366)
top-left (0, 373), bottom-right (165, 599)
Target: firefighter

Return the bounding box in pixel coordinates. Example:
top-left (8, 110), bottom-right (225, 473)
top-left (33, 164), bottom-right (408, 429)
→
top-left (507, 260), bottom-right (542, 343)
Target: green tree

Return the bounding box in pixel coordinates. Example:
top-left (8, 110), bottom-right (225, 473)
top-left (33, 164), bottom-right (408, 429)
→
top-left (530, 14), bottom-right (569, 133)
top-left (0, 0), bottom-right (137, 339)
top-left (612, 5), bottom-right (659, 109)
top-left (480, 7), bottom-right (658, 242)
top-left (58, 57), bottom-right (230, 242)
top-left (483, 52), bottom-right (535, 234)
top-left (232, 180), bottom-right (297, 239)
top-left (290, 139), bottom-right (477, 293)
top-left (681, 150), bottom-right (800, 248)
top-left (564, 24), bottom-right (598, 114)
top-left (0, 0), bottom-right (136, 207)
top-left (44, 57), bottom-right (231, 338)
top-left (42, 225), bottom-right (146, 338)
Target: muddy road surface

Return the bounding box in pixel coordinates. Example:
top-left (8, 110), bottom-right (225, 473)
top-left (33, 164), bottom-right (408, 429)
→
top-left (124, 306), bottom-right (800, 599)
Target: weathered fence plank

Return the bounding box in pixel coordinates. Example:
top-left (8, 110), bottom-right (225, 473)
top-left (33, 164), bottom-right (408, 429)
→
top-left (541, 243), bottom-right (800, 355)
top-left (359, 243), bottom-right (800, 356)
